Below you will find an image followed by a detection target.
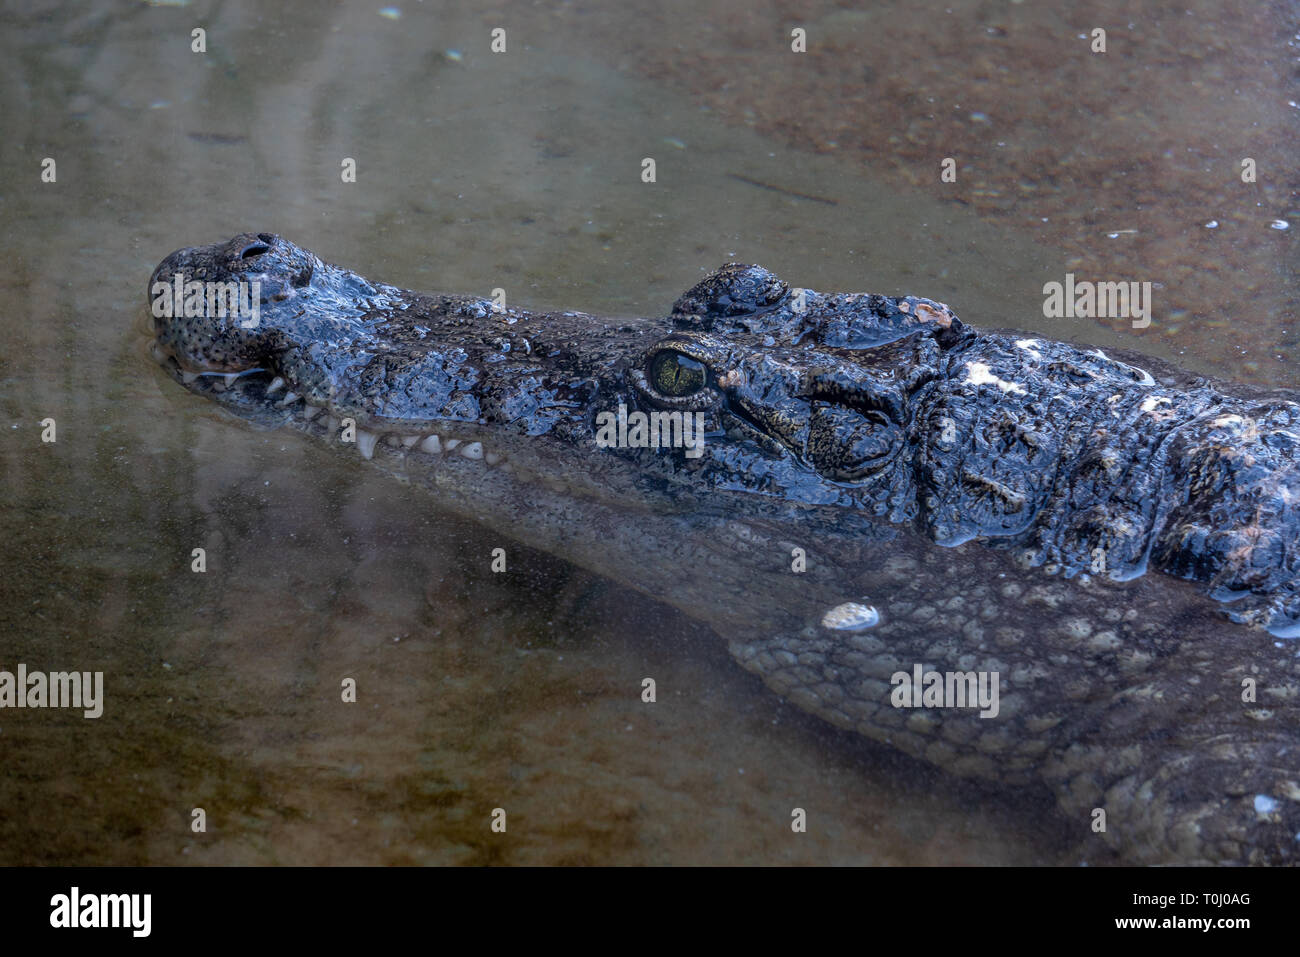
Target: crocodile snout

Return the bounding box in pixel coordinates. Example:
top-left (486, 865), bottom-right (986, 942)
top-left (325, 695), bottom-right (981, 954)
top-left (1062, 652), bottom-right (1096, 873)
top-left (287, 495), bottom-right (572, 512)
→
top-left (148, 233), bottom-right (290, 374)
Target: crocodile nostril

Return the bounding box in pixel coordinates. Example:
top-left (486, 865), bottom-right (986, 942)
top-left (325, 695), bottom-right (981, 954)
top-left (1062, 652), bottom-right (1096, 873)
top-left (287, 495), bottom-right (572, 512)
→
top-left (239, 241), bottom-right (271, 259)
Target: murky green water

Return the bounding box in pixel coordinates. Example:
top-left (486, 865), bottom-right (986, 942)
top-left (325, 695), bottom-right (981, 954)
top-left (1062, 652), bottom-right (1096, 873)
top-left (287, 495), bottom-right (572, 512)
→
top-left (0, 0), bottom-right (1293, 865)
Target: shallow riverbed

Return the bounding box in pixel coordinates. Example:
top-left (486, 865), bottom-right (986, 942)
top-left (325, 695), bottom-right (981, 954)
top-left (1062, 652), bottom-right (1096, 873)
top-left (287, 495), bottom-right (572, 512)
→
top-left (0, 0), bottom-right (1293, 865)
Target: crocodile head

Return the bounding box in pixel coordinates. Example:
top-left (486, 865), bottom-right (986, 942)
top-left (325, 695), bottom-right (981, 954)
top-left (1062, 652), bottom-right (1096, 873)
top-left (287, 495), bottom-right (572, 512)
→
top-left (147, 233), bottom-right (974, 512)
top-left (150, 235), bottom-right (1298, 637)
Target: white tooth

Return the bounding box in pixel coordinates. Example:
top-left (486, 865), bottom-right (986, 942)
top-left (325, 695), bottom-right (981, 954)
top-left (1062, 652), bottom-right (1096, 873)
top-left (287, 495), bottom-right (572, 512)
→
top-left (278, 391), bottom-right (299, 407)
top-left (401, 435), bottom-right (420, 448)
top-left (484, 451), bottom-right (501, 466)
top-left (223, 373), bottom-right (240, 387)
top-left (443, 439), bottom-right (460, 451)
top-left (266, 376), bottom-right (286, 395)
top-left (357, 430), bottom-right (378, 459)
top-left (181, 371), bottom-right (199, 385)
top-left (460, 441), bottom-right (483, 460)
top-left (419, 435), bottom-right (441, 454)
top-left (304, 404), bottom-right (323, 421)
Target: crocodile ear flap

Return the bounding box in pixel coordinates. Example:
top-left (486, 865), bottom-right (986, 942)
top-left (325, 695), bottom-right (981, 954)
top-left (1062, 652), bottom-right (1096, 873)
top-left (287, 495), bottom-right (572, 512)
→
top-left (671, 264), bottom-right (790, 329)
top-left (807, 402), bottom-right (905, 481)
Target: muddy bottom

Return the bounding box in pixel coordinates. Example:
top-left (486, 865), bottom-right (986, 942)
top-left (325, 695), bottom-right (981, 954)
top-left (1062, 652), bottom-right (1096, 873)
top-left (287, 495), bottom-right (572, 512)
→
top-left (0, 0), bottom-right (1288, 866)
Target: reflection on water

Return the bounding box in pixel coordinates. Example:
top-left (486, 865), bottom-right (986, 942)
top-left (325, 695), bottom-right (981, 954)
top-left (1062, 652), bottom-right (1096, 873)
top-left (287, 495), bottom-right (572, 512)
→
top-left (0, 0), bottom-right (1292, 864)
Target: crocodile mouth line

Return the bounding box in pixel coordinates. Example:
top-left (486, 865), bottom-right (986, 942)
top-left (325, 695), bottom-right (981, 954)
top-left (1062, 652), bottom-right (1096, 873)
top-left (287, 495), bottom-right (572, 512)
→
top-left (151, 341), bottom-right (507, 468)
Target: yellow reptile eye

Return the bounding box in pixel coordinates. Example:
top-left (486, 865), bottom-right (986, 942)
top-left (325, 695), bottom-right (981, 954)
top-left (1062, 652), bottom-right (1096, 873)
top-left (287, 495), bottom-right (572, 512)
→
top-left (649, 351), bottom-right (707, 397)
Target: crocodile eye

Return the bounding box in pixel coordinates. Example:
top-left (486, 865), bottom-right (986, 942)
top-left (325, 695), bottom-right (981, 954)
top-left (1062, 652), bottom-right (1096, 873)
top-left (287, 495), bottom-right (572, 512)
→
top-left (648, 351), bottom-right (707, 397)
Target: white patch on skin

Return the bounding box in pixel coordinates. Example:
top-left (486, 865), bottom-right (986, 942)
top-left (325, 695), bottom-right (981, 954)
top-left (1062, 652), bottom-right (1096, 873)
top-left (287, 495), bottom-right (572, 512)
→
top-left (1212, 414), bottom-right (1245, 428)
top-left (821, 602), bottom-right (880, 631)
top-left (1089, 348), bottom-right (1156, 386)
top-left (1141, 395), bottom-right (1171, 413)
top-left (964, 362), bottom-right (1027, 395)
top-left (1255, 794), bottom-right (1281, 816)
top-left (1014, 339), bottom-right (1042, 360)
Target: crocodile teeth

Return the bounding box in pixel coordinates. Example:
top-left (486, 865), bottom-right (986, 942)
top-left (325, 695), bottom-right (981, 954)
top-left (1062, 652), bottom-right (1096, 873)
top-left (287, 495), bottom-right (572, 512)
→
top-left (181, 370), bottom-right (199, 385)
top-left (278, 391), bottom-right (299, 407)
top-left (459, 441), bottom-right (483, 460)
top-left (484, 451), bottom-right (501, 466)
top-left (266, 376), bottom-right (286, 396)
top-left (401, 435), bottom-right (421, 448)
top-left (443, 439), bottom-right (460, 451)
top-left (419, 435), bottom-right (442, 454)
top-left (303, 404), bottom-right (323, 421)
top-left (357, 430), bottom-right (378, 460)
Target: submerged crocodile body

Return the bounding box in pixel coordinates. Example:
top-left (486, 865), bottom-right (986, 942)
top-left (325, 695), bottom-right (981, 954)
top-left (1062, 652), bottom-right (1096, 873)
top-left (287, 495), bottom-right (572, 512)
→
top-left (149, 233), bottom-right (1300, 864)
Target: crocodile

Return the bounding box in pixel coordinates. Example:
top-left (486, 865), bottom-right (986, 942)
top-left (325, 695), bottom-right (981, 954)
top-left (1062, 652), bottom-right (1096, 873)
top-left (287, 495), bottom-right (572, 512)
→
top-left (148, 232), bottom-right (1300, 865)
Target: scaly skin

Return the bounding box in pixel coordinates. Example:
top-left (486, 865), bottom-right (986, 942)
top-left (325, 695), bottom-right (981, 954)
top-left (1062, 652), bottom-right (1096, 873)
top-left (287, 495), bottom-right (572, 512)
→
top-left (149, 233), bottom-right (1300, 864)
